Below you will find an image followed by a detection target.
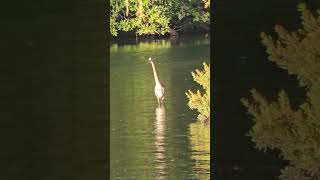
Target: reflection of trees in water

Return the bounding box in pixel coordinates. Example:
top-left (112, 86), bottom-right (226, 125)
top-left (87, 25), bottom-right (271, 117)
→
top-left (189, 122), bottom-right (210, 179)
top-left (110, 37), bottom-right (210, 53)
top-left (154, 105), bottom-right (167, 179)
top-left (110, 40), bottom-right (172, 53)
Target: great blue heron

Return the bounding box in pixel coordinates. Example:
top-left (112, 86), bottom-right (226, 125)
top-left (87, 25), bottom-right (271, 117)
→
top-left (149, 57), bottom-right (164, 105)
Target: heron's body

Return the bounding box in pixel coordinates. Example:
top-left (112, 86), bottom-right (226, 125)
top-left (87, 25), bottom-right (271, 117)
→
top-left (149, 57), bottom-right (165, 105)
top-left (155, 83), bottom-right (164, 104)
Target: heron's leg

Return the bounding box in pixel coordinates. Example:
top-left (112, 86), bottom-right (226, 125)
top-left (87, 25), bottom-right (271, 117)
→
top-left (157, 97), bottom-right (160, 105)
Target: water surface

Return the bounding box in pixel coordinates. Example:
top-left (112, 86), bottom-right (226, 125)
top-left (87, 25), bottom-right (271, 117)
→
top-left (110, 36), bottom-right (210, 179)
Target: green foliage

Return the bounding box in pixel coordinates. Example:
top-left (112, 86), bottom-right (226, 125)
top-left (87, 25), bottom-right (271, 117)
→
top-left (241, 3), bottom-right (320, 180)
top-left (186, 63), bottom-right (210, 123)
top-left (110, 0), bottom-right (170, 36)
top-left (110, 0), bottom-right (209, 36)
top-left (164, 0), bottom-right (210, 31)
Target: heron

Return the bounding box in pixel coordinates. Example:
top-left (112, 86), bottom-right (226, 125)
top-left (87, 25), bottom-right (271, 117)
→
top-left (148, 57), bottom-right (164, 105)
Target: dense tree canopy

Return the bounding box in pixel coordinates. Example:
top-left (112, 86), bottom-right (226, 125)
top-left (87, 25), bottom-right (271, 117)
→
top-left (110, 0), bottom-right (210, 36)
top-left (242, 3), bottom-right (320, 180)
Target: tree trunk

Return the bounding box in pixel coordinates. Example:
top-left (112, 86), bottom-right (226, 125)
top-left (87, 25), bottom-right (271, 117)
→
top-left (125, 0), bottom-right (129, 17)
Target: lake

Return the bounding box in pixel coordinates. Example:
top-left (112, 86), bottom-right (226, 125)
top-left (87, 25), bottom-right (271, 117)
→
top-left (110, 36), bottom-right (210, 179)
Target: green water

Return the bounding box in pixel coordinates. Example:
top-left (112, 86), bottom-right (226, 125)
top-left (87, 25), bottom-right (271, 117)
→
top-left (110, 36), bottom-right (210, 179)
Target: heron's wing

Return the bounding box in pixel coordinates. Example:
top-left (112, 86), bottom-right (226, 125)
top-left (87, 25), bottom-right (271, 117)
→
top-left (161, 87), bottom-right (165, 96)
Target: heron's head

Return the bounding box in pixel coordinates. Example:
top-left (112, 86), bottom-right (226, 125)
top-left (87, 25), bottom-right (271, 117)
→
top-left (148, 57), bottom-right (152, 63)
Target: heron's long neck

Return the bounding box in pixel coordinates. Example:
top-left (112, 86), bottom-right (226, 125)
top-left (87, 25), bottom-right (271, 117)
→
top-left (150, 61), bottom-right (161, 85)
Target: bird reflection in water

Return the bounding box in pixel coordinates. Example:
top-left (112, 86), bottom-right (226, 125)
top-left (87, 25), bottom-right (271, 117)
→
top-left (154, 104), bottom-right (166, 179)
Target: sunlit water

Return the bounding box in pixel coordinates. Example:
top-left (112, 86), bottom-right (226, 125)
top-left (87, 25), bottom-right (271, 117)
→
top-left (110, 36), bottom-right (210, 179)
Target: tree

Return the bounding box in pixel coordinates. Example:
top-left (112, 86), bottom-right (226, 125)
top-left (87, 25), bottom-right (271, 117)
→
top-left (110, 0), bottom-right (170, 36)
top-left (186, 63), bottom-right (210, 123)
top-left (164, 0), bottom-right (210, 32)
top-left (241, 3), bottom-right (320, 180)
top-left (110, 0), bottom-right (210, 36)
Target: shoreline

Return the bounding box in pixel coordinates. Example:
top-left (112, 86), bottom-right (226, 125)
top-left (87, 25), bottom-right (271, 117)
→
top-left (110, 31), bottom-right (210, 44)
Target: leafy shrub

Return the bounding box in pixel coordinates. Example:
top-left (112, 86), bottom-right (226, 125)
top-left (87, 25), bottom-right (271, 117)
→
top-left (241, 3), bottom-right (320, 180)
top-left (186, 63), bottom-right (210, 123)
